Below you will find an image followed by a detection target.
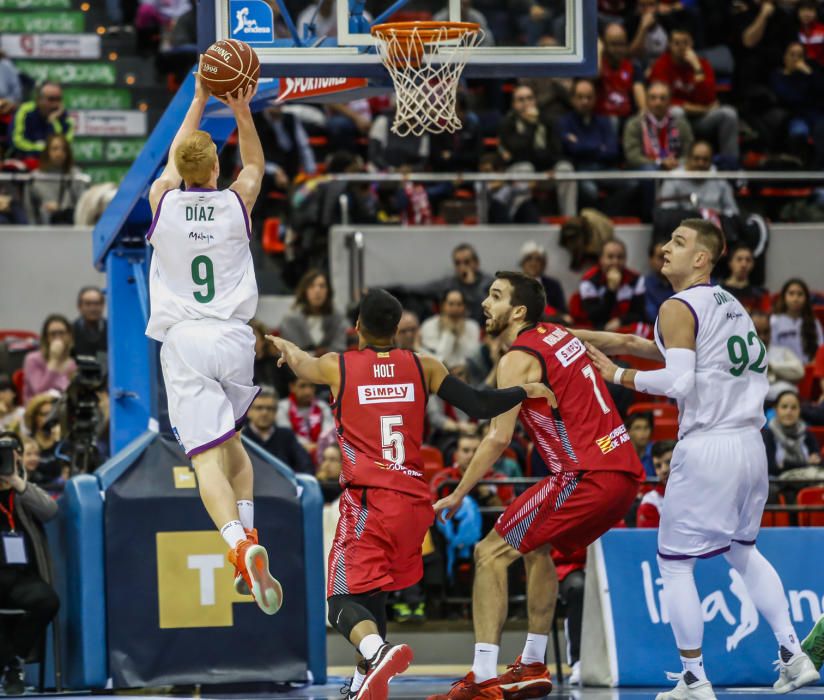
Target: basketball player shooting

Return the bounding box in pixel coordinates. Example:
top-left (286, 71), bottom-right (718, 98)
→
top-left (145, 72), bottom-right (281, 616)
top-left (266, 288), bottom-right (556, 700)
top-left (581, 219), bottom-right (820, 698)
top-left (428, 272), bottom-right (644, 700)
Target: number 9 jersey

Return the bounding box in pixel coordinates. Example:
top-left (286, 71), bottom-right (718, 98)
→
top-left (145, 187), bottom-right (258, 342)
top-left (652, 285), bottom-right (769, 438)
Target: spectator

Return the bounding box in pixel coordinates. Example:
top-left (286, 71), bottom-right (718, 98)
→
top-left (394, 310), bottom-right (422, 352)
top-left (22, 314), bottom-right (76, 404)
top-left (558, 208), bottom-right (615, 271)
top-left (278, 270), bottom-right (349, 355)
top-left (649, 28), bottom-right (740, 166)
top-left (627, 412), bottom-right (655, 477)
top-left (643, 240), bottom-right (673, 323)
top-left (596, 24), bottom-right (645, 125)
top-left (0, 375), bottom-right (22, 433)
top-left (487, 161), bottom-right (542, 225)
top-left (466, 334), bottom-right (508, 390)
top-left (771, 278), bottom-right (824, 364)
top-left (497, 84), bottom-right (577, 216)
top-left (434, 0), bottom-right (496, 45)
top-left (72, 286), bottom-right (107, 359)
top-left (752, 311), bottom-right (805, 403)
top-left (296, 0), bottom-right (355, 39)
top-left (552, 546), bottom-right (587, 685)
top-left (0, 51), bottom-right (22, 156)
top-left (426, 364), bottom-right (478, 454)
top-left (248, 319), bottom-right (284, 397)
top-left (253, 105), bottom-right (316, 184)
top-left (244, 389), bottom-right (314, 474)
top-left (315, 443), bottom-right (343, 503)
top-left (420, 289), bottom-right (481, 369)
top-left (518, 241), bottom-right (569, 321)
top-left (0, 160), bottom-right (28, 225)
top-left (558, 79), bottom-right (622, 208)
top-left (659, 140), bottom-right (739, 216)
top-left (22, 394), bottom-right (62, 487)
top-left (763, 390), bottom-right (822, 476)
top-left (8, 81), bottom-right (74, 160)
top-left (368, 106), bottom-right (430, 171)
top-left (430, 433), bottom-right (513, 507)
top-left (721, 244), bottom-right (771, 314)
top-left (276, 376), bottom-right (335, 455)
top-left (579, 239), bottom-right (646, 330)
top-left (0, 438), bottom-right (59, 696)
top-left (816, 345), bottom-right (824, 405)
top-left (26, 134), bottom-right (87, 225)
top-left (519, 38), bottom-right (574, 121)
top-left (637, 439), bottom-right (675, 527)
top-left (429, 92), bottom-right (483, 173)
top-left (20, 437), bottom-right (43, 486)
top-left (797, 0), bottom-right (824, 67)
top-left (626, 0), bottom-right (671, 68)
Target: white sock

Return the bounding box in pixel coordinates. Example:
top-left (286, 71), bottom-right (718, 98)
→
top-left (237, 500), bottom-right (254, 531)
top-left (220, 520), bottom-right (246, 549)
top-left (351, 665), bottom-right (367, 693)
top-left (358, 634), bottom-right (384, 662)
top-left (776, 631), bottom-right (803, 660)
top-left (472, 643), bottom-right (499, 683)
top-left (680, 655), bottom-right (707, 684)
top-left (521, 633), bottom-right (547, 665)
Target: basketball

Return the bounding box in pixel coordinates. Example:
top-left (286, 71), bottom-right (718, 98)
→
top-left (199, 39), bottom-right (260, 98)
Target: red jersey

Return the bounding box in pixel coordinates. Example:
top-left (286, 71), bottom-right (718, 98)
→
top-left (509, 323), bottom-right (643, 476)
top-left (334, 347), bottom-right (430, 501)
top-left (596, 57), bottom-right (638, 118)
top-left (648, 52), bottom-right (716, 107)
top-left (800, 23), bottom-right (824, 67)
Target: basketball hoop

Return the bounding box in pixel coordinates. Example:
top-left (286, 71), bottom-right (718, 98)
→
top-left (371, 21), bottom-right (484, 137)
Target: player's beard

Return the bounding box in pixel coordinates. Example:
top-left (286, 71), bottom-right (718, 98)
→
top-left (485, 308), bottom-right (512, 338)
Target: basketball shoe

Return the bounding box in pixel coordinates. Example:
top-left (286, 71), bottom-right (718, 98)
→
top-left (655, 672), bottom-right (716, 700)
top-left (496, 656), bottom-right (553, 699)
top-left (357, 642), bottom-right (414, 700)
top-left (426, 672), bottom-right (505, 699)
top-left (772, 650), bottom-right (820, 693)
top-left (233, 528), bottom-right (257, 596)
top-left (228, 535), bottom-right (282, 615)
top-left (802, 615), bottom-right (824, 671)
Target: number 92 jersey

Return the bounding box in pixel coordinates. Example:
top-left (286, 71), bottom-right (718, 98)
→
top-left (334, 347), bottom-right (431, 502)
top-left (145, 188), bottom-right (258, 342)
top-left (653, 285), bottom-right (769, 438)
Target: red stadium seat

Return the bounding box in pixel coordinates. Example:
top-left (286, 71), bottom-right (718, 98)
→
top-left (628, 402), bottom-right (678, 421)
top-left (808, 426), bottom-right (824, 450)
top-left (420, 444), bottom-right (445, 482)
top-left (11, 369), bottom-right (23, 404)
top-left (796, 487), bottom-right (824, 527)
top-left (762, 494), bottom-right (791, 527)
top-left (798, 364), bottom-right (817, 401)
top-left (651, 419), bottom-right (678, 441)
top-left (814, 305), bottom-right (824, 330)
top-left (262, 218), bottom-right (285, 255)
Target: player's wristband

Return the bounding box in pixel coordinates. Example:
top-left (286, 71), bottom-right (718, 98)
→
top-left (613, 367), bottom-right (625, 385)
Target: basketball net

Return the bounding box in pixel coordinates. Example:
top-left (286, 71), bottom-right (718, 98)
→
top-left (371, 21), bottom-right (484, 137)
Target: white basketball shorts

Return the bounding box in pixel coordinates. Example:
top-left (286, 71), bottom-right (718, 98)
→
top-left (658, 428), bottom-right (768, 560)
top-left (160, 319), bottom-right (259, 458)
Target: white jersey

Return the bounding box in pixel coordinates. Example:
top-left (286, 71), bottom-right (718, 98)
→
top-left (653, 284), bottom-right (768, 438)
top-left (145, 187), bottom-right (258, 341)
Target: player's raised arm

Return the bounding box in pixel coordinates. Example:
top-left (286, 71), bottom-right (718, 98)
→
top-left (420, 353), bottom-right (555, 420)
top-left (570, 327), bottom-right (663, 361)
top-left (433, 351), bottom-right (541, 521)
top-left (148, 71), bottom-right (210, 214)
top-left (227, 82), bottom-right (264, 213)
top-left (265, 335), bottom-right (340, 391)
top-left (585, 298), bottom-right (695, 398)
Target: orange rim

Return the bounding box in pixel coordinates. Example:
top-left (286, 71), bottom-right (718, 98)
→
top-left (371, 20), bottom-right (480, 43)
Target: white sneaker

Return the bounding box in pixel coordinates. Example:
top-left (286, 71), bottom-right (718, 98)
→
top-left (655, 672), bottom-right (716, 700)
top-left (773, 653), bottom-right (820, 694)
top-left (568, 660), bottom-right (581, 685)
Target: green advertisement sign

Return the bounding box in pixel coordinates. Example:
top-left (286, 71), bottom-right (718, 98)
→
top-left (73, 139), bottom-right (146, 163)
top-left (0, 0), bottom-right (70, 8)
top-left (16, 61), bottom-right (116, 85)
top-left (0, 12), bottom-right (84, 33)
top-left (85, 165), bottom-right (130, 184)
top-left (72, 139), bottom-right (104, 163)
top-left (63, 88), bottom-right (131, 110)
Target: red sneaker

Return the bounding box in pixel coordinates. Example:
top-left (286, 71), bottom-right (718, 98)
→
top-left (497, 656), bottom-right (553, 700)
top-left (358, 642), bottom-right (414, 700)
top-left (233, 528), bottom-right (257, 595)
top-left (227, 536), bottom-right (282, 615)
top-left (426, 672), bottom-right (505, 700)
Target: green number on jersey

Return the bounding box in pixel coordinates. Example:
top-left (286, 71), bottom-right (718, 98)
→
top-left (726, 332), bottom-right (767, 376)
top-left (191, 255), bottom-right (215, 303)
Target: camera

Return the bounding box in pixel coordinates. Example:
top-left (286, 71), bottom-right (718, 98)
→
top-left (0, 432), bottom-right (22, 478)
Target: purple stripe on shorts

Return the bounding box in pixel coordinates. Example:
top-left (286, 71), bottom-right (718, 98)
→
top-left (187, 427), bottom-right (236, 458)
top-left (671, 297), bottom-right (699, 338)
top-left (229, 189), bottom-right (252, 240)
top-left (732, 538), bottom-right (756, 546)
top-left (235, 385), bottom-right (262, 432)
top-left (658, 544), bottom-right (731, 560)
top-left (146, 188), bottom-right (173, 240)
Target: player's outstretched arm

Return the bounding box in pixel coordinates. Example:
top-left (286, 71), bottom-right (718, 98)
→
top-left (227, 83), bottom-right (264, 213)
top-left (433, 352), bottom-right (534, 521)
top-left (585, 299), bottom-right (696, 398)
top-left (149, 71), bottom-right (210, 214)
top-left (265, 335), bottom-right (340, 390)
top-left (420, 354), bottom-right (556, 420)
top-left (571, 327), bottom-right (663, 361)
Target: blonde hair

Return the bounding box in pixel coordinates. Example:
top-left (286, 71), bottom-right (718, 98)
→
top-left (174, 131), bottom-right (217, 186)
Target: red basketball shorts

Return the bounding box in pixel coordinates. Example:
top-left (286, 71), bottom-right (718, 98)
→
top-left (327, 486), bottom-right (434, 597)
top-left (495, 469), bottom-right (639, 555)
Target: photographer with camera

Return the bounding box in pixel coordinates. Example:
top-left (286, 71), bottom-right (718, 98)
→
top-left (0, 432), bottom-right (59, 696)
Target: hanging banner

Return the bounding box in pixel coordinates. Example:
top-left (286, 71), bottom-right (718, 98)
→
top-left (16, 61), bottom-right (116, 85)
top-left (71, 110), bottom-right (147, 137)
top-left (0, 12), bottom-right (84, 33)
top-left (0, 33), bottom-right (100, 59)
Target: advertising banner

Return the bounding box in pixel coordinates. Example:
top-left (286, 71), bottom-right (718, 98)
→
top-left (0, 33), bottom-right (100, 59)
top-left (229, 0), bottom-right (275, 43)
top-left (0, 0), bottom-right (70, 8)
top-left (71, 110), bottom-right (147, 137)
top-left (16, 61), bottom-right (116, 85)
top-left (73, 139), bottom-right (146, 163)
top-left (582, 529), bottom-right (824, 686)
top-left (0, 12), bottom-right (84, 33)
top-left (64, 88), bottom-right (131, 111)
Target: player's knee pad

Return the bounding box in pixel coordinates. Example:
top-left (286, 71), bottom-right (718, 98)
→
top-left (327, 594), bottom-right (378, 640)
top-left (360, 591), bottom-right (388, 638)
top-left (657, 554), bottom-right (696, 580)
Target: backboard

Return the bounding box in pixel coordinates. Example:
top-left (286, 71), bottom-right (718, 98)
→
top-left (198, 0), bottom-right (597, 79)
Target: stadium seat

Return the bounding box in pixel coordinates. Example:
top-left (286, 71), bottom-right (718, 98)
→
top-left (628, 402), bottom-right (678, 421)
top-left (11, 369), bottom-right (23, 403)
top-left (651, 419), bottom-right (678, 441)
top-left (796, 487), bottom-right (824, 527)
top-left (798, 364), bottom-right (818, 401)
top-left (568, 292), bottom-right (590, 326)
top-left (808, 426), bottom-right (824, 449)
top-left (0, 330), bottom-right (38, 342)
top-left (814, 305), bottom-right (824, 331)
top-left (762, 494), bottom-right (791, 527)
top-left (262, 218), bottom-right (285, 255)
top-left (420, 444), bottom-right (445, 482)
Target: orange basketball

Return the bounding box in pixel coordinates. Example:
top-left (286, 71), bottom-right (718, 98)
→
top-left (199, 39), bottom-right (260, 98)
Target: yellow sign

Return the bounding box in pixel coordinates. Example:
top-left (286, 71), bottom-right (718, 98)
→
top-left (173, 466), bottom-right (197, 489)
top-left (156, 531), bottom-right (251, 629)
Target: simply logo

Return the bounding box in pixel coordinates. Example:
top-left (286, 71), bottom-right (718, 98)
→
top-left (229, 0), bottom-right (274, 42)
top-left (357, 383), bottom-right (415, 404)
top-left (641, 561), bottom-right (824, 652)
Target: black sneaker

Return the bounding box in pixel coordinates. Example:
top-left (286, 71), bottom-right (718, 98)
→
top-left (3, 658), bottom-right (25, 696)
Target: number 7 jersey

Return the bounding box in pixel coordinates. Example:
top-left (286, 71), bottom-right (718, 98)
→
top-left (652, 284), bottom-right (769, 438)
top-left (145, 187), bottom-right (258, 342)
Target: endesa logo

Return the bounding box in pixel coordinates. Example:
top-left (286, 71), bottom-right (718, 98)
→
top-left (357, 383), bottom-right (415, 404)
top-left (229, 0), bottom-right (274, 42)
